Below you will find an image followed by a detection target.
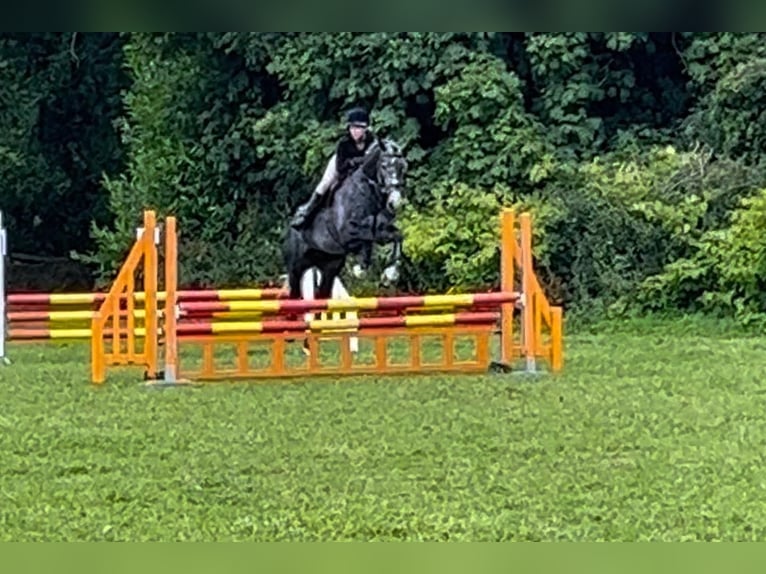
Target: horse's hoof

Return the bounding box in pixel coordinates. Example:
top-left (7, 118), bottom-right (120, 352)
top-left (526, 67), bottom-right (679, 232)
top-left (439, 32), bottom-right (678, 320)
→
top-left (381, 264), bottom-right (399, 285)
top-left (352, 264), bottom-right (366, 279)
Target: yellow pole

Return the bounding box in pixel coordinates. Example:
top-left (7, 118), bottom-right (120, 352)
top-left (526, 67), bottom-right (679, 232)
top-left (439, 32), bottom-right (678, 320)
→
top-left (520, 213), bottom-right (537, 373)
top-left (163, 216), bottom-right (178, 383)
top-left (551, 306), bottom-right (563, 372)
top-left (143, 211), bottom-right (158, 379)
top-left (91, 314), bottom-right (105, 384)
top-left (500, 208), bottom-right (515, 365)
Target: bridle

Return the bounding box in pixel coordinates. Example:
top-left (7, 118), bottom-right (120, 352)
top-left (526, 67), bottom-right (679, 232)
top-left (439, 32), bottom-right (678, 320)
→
top-left (367, 140), bottom-right (406, 214)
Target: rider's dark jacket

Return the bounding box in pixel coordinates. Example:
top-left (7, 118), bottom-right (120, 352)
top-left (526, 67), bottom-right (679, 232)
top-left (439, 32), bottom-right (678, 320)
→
top-left (335, 130), bottom-right (377, 183)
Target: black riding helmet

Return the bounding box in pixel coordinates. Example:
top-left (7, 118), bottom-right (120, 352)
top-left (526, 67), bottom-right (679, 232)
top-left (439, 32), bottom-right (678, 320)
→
top-left (346, 107), bottom-right (370, 127)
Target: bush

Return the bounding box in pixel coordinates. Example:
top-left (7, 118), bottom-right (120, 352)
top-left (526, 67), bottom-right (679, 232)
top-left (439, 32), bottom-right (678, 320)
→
top-left (398, 183), bottom-right (509, 294)
top-left (531, 145), bottom-right (766, 318)
top-left (699, 188), bottom-right (766, 326)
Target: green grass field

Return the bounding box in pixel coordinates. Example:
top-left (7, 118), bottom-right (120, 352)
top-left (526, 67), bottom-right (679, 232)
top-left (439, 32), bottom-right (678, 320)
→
top-left (2, 317), bottom-right (766, 541)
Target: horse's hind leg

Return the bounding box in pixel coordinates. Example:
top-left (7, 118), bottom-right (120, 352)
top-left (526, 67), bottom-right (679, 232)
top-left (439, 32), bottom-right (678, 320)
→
top-left (282, 264), bottom-right (306, 345)
top-left (301, 258), bottom-right (345, 355)
top-left (288, 266), bottom-right (304, 301)
top-left (316, 258), bottom-right (345, 300)
top-left (283, 230), bottom-right (307, 300)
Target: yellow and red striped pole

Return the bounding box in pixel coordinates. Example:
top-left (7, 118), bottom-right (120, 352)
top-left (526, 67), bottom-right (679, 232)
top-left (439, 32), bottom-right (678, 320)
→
top-left (7, 287), bottom-right (288, 306)
top-left (10, 327), bottom-right (148, 340)
top-left (7, 309), bottom-right (148, 322)
top-left (177, 292), bottom-right (518, 317)
top-left (176, 311), bottom-right (501, 336)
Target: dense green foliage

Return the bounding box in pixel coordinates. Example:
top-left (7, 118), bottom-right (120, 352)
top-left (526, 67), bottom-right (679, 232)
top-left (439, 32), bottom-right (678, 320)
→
top-left (0, 33), bottom-right (128, 256)
top-left (3, 32), bottom-right (766, 323)
top-left (3, 319), bottom-right (766, 541)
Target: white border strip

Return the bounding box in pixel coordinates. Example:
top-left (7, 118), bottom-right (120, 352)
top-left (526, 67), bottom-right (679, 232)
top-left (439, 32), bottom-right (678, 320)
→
top-left (0, 211), bottom-right (8, 365)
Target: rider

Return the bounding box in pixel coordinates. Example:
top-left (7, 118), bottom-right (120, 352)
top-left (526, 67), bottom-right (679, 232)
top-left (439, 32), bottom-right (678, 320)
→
top-left (290, 106), bottom-right (378, 229)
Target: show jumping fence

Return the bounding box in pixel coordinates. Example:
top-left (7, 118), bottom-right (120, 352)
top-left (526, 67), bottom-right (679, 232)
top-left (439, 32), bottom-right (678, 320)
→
top-left (0, 213), bottom-right (355, 365)
top-left (0, 208), bottom-right (563, 384)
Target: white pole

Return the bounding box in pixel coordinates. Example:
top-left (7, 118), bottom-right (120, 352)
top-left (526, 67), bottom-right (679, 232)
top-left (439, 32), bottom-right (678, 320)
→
top-left (299, 268), bottom-right (317, 358)
top-left (330, 273), bottom-right (358, 353)
top-left (0, 211), bottom-right (10, 365)
top-left (301, 267), bottom-right (317, 322)
top-left (300, 268), bottom-right (358, 354)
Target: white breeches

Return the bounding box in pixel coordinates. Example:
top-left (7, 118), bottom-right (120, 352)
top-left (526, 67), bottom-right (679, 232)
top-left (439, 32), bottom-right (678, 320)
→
top-left (315, 154), bottom-right (338, 195)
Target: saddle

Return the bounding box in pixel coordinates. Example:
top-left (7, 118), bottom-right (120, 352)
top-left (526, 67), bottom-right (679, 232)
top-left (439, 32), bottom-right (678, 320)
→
top-left (323, 156), bottom-right (366, 208)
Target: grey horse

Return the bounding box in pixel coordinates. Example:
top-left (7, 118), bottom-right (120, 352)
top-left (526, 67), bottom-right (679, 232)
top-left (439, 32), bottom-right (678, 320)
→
top-left (282, 138), bottom-right (408, 305)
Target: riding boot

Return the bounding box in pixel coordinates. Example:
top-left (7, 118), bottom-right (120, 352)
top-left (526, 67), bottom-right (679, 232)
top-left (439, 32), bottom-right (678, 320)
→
top-left (290, 191), bottom-right (324, 229)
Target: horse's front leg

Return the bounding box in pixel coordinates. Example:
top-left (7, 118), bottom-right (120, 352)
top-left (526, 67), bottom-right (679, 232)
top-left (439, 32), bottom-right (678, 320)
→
top-left (351, 242), bottom-right (373, 279)
top-left (344, 218), bottom-right (375, 279)
top-left (380, 229), bottom-right (404, 287)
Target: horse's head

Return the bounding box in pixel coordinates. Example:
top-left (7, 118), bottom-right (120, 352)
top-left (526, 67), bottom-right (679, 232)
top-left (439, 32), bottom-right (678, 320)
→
top-left (362, 138), bottom-right (407, 213)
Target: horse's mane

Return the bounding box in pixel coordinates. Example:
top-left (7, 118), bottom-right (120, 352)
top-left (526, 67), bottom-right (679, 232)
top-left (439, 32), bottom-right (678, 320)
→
top-left (342, 137), bottom-right (406, 185)
top-left (360, 138), bottom-right (402, 170)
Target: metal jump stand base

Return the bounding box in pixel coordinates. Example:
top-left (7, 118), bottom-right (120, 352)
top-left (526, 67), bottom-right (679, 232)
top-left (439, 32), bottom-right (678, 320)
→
top-left (142, 369), bottom-right (202, 389)
top-left (488, 357), bottom-right (547, 377)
